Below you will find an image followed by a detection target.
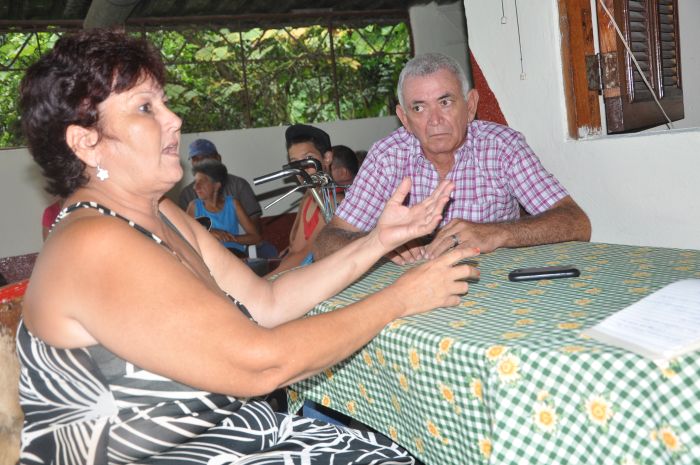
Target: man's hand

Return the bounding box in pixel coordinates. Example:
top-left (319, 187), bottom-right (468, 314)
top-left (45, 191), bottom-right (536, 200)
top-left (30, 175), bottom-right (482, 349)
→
top-left (425, 196), bottom-right (591, 258)
top-left (374, 177), bottom-right (453, 258)
top-left (425, 219), bottom-right (502, 258)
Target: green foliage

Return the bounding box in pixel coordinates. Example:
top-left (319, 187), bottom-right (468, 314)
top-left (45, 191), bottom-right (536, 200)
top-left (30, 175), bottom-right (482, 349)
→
top-left (0, 22), bottom-right (410, 149)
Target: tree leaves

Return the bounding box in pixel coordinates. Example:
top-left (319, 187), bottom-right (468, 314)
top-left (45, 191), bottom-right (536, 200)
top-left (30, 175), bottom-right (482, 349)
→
top-left (0, 22), bottom-right (409, 148)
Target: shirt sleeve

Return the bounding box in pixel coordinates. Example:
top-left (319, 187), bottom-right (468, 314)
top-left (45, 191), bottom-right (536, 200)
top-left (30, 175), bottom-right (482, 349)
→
top-left (502, 131), bottom-right (569, 214)
top-left (335, 143), bottom-right (400, 232)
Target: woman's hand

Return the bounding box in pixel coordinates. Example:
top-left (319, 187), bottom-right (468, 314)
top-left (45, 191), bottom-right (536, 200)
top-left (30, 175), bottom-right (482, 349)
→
top-left (373, 177), bottom-right (453, 254)
top-left (388, 247), bottom-right (480, 318)
top-left (210, 229), bottom-right (236, 243)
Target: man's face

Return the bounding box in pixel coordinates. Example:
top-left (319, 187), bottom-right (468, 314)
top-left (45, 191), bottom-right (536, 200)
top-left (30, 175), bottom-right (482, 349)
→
top-left (287, 141), bottom-right (324, 176)
top-left (396, 68), bottom-right (477, 160)
top-left (331, 163), bottom-right (353, 185)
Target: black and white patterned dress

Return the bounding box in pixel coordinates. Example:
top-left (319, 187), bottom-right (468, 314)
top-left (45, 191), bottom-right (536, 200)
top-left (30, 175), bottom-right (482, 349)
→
top-left (18, 202), bottom-right (413, 465)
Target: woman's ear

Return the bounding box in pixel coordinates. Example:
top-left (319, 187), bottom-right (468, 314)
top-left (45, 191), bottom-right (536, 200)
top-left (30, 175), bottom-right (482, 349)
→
top-left (66, 124), bottom-right (99, 167)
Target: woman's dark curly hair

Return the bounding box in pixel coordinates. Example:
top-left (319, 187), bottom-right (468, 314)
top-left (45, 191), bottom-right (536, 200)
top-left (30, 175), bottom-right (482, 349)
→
top-left (20, 29), bottom-right (166, 197)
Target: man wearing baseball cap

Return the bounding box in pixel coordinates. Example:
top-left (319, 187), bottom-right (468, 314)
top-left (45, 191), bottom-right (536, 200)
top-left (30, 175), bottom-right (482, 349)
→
top-left (177, 138), bottom-right (262, 227)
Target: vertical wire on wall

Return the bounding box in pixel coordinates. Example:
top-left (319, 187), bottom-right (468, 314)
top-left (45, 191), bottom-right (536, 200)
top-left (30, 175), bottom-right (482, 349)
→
top-left (514, 0), bottom-right (526, 79)
top-left (500, 0), bottom-right (507, 23)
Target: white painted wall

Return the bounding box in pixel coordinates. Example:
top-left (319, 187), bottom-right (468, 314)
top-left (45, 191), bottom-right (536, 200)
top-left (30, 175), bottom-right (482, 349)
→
top-left (409, 1), bottom-right (471, 87)
top-left (463, 0), bottom-right (700, 250)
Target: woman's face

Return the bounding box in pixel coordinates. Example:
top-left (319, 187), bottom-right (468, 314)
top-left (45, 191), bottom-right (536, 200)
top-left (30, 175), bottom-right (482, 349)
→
top-left (193, 173), bottom-right (220, 201)
top-left (95, 76), bottom-right (182, 195)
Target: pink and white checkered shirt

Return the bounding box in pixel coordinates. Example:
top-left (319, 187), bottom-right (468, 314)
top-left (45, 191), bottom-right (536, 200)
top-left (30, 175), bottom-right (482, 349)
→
top-left (336, 120), bottom-right (569, 231)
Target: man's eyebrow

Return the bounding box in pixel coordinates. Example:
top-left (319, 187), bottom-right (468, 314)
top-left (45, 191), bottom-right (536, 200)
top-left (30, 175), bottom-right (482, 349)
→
top-left (437, 92), bottom-right (455, 100)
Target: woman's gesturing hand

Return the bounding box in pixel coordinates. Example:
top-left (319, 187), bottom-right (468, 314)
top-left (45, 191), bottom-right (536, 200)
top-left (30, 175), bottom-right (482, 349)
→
top-left (388, 247), bottom-right (480, 318)
top-left (374, 177), bottom-right (454, 253)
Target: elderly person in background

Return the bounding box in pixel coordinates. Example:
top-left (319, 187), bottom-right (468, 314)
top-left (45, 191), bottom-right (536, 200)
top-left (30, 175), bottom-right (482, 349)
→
top-left (177, 138), bottom-right (262, 226)
top-left (186, 159), bottom-right (261, 257)
top-left (18, 29), bottom-right (478, 464)
top-left (314, 52), bottom-right (591, 264)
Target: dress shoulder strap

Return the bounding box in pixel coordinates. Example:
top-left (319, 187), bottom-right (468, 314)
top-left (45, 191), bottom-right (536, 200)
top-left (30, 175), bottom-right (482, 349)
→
top-left (54, 201), bottom-right (176, 253)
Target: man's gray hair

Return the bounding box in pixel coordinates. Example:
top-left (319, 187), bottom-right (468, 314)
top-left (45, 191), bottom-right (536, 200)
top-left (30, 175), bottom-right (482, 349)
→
top-left (397, 52), bottom-right (470, 108)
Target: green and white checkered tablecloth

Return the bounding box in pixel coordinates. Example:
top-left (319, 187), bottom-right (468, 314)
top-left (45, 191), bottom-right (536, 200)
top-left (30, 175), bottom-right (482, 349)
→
top-left (289, 242), bottom-right (700, 465)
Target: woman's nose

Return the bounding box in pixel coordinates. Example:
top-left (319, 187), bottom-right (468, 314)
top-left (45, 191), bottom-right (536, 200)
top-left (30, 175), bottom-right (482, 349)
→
top-left (164, 106), bottom-right (182, 132)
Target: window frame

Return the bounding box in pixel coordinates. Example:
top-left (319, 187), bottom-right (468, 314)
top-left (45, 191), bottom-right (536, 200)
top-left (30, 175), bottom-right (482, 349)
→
top-left (558, 0), bottom-right (683, 138)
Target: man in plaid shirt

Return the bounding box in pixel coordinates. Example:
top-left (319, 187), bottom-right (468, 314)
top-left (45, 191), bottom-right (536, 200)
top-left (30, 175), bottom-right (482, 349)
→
top-left (314, 53), bottom-right (590, 264)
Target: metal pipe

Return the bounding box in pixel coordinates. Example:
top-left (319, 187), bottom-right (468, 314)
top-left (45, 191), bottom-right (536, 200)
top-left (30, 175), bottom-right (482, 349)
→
top-left (83, 0), bottom-right (140, 28)
top-left (253, 168), bottom-right (302, 185)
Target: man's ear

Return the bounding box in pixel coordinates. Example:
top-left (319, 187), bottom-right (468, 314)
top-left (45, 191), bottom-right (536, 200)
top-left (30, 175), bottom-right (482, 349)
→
top-left (66, 124), bottom-right (99, 167)
top-left (466, 88), bottom-right (479, 122)
top-left (322, 150), bottom-right (333, 172)
top-left (396, 104), bottom-right (411, 132)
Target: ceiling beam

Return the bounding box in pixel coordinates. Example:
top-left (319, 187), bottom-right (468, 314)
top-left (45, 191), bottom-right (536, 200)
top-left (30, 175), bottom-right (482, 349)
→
top-left (83, 0), bottom-right (140, 29)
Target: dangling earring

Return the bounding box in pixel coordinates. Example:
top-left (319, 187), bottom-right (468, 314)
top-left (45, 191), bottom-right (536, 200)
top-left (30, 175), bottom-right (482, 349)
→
top-left (96, 164), bottom-right (109, 181)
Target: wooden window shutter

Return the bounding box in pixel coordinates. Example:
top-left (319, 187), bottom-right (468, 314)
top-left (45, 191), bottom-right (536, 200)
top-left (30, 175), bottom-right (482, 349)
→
top-left (596, 0), bottom-right (683, 133)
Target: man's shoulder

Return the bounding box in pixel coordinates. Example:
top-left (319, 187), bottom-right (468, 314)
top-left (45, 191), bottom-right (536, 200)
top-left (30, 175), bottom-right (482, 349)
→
top-left (372, 126), bottom-right (416, 151)
top-left (225, 173), bottom-right (254, 191)
top-left (226, 173), bottom-right (249, 184)
top-left (470, 120), bottom-right (522, 142)
top-left (366, 127), bottom-right (418, 168)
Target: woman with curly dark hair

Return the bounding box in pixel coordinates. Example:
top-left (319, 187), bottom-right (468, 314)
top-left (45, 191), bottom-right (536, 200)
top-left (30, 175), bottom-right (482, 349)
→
top-left (17, 28), bottom-right (478, 464)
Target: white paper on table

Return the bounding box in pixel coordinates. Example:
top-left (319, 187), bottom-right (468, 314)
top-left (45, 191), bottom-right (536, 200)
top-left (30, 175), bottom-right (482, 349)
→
top-left (582, 279), bottom-right (700, 366)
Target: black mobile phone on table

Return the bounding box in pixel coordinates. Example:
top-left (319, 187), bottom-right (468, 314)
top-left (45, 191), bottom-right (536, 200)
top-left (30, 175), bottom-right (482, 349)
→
top-left (508, 265), bottom-right (580, 282)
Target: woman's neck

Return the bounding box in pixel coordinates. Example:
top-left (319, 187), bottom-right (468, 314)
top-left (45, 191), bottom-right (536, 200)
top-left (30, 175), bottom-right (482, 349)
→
top-left (203, 195), bottom-right (224, 212)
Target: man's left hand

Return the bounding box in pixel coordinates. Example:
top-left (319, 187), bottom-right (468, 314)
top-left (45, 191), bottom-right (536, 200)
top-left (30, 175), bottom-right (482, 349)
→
top-left (425, 219), bottom-right (505, 258)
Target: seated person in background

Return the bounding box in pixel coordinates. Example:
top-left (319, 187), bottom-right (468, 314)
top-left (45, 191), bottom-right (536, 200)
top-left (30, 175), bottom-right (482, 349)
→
top-left (178, 138), bottom-right (262, 231)
top-left (41, 198), bottom-right (63, 241)
top-left (330, 144), bottom-right (360, 203)
top-left (18, 29), bottom-right (479, 464)
top-left (315, 52), bottom-right (591, 264)
top-left (273, 124), bottom-right (333, 274)
top-left (186, 159), bottom-right (261, 257)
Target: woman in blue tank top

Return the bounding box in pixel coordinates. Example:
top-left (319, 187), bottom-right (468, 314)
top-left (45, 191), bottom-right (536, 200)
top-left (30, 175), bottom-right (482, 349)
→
top-left (186, 159), bottom-right (261, 256)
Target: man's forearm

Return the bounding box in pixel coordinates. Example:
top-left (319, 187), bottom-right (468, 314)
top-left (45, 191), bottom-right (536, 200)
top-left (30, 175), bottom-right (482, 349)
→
top-left (477, 200), bottom-right (591, 252)
top-left (428, 197), bottom-right (591, 256)
top-left (312, 224), bottom-right (368, 260)
top-left (504, 199), bottom-right (591, 247)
